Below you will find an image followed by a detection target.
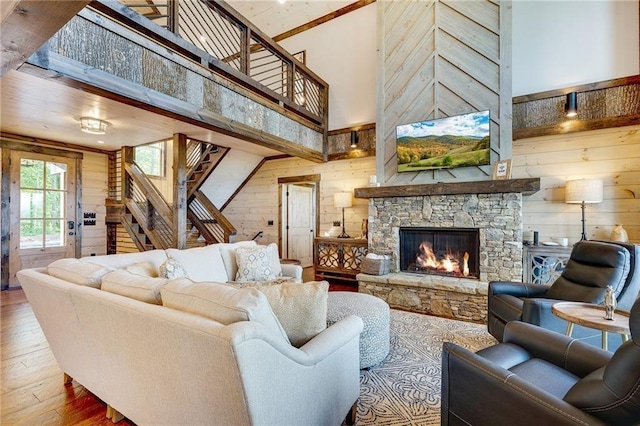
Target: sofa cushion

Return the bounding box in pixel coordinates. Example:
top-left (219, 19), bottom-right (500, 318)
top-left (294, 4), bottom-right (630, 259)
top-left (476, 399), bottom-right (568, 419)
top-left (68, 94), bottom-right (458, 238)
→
top-left (86, 249), bottom-right (168, 271)
top-left (218, 241), bottom-right (257, 281)
top-left (246, 281), bottom-right (329, 347)
top-left (235, 244), bottom-right (281, 282)
top-left (47, 258), bottom-right (113, 288)
top-left (101, 269), bottom-right (168, 304)
top-left (159, 257), bottom-right (188, 280)
top-left (160, 278), bottom-right (290, 344)
top-left (166, 245), bottom-right (228, 282)
top-left (126, 262), bottom-right (159, 278)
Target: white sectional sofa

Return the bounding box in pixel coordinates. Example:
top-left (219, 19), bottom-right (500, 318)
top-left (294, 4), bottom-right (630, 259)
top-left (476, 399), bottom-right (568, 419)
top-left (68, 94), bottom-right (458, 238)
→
top-left (17, 242), bottom-right (363, 425)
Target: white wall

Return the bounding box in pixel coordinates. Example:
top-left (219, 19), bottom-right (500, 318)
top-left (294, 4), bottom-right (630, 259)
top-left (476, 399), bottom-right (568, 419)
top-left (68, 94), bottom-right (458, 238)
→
top-left (512, 1), bottom-right (639, 96)
top-left (278, 3), bottom-right (377, 130)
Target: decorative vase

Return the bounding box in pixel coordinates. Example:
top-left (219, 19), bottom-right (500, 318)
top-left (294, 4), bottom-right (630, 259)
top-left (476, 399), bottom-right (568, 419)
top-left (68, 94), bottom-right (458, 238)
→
top-left (610, 224), bottom-right (629, 242)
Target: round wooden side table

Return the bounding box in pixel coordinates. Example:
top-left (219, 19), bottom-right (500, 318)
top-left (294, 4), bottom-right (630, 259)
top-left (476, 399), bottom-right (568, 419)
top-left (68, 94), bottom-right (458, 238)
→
top-left (552, 301), bottom-right (630, 351)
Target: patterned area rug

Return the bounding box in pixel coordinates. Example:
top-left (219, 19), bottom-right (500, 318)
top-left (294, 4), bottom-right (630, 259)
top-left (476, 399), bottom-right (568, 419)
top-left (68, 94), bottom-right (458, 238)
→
top-left (355, 309), bottom-right (497, 425)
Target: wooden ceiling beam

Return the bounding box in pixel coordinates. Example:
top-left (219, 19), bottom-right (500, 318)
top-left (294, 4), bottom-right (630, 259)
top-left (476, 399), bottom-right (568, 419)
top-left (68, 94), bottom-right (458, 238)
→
top-left (0, 0), bottom-right (90, 77)
top-left (272, 0), bottom-right (376, 43)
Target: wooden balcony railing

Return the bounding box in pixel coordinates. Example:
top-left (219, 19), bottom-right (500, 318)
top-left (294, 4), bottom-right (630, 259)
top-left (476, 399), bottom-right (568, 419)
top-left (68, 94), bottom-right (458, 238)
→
top-left (97, 0), bottom-right (328, 126)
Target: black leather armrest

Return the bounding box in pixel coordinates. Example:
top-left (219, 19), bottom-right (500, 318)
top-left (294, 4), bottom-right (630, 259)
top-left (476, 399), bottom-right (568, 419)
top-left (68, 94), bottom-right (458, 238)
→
top-left (489, 281), bottom-right (551, 298)
top-left (441, 342), bottom-right (605, 425)
top-left (503, 321), bottom-right (612, 377)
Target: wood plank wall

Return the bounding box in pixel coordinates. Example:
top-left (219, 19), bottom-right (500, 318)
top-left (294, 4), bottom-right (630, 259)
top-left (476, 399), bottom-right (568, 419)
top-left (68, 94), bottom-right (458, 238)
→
top-left (223, 157), bottom-right (376, 243)
top-left (80, 152), bottom-right (109, 256)
top-left (377, 0), bottom-right (511, 185)
top-left (513, 125), bottom-right (640, 244)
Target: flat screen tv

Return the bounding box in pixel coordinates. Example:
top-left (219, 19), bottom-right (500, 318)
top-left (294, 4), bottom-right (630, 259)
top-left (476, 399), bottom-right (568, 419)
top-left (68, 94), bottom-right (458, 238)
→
top-left (396, 110), bottom-right (490, 173)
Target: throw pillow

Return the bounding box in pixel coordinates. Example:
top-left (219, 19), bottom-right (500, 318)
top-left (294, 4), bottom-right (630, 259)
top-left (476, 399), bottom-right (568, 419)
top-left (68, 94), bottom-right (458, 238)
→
top-left (160, 278), bottom-right (290, 345)
top-left (255, 281), bottom-right (329, 347)
top-left (101, 269), bottom-right (168, 304)
top-left (47, 258), bottom-right (113, 288)
top-left (126, 261), bottom-right (159, 278)
top-left (159, 257), bottom-right (187, 280)
top-left (165, 245), bottom-right (228, 283)
top-left (218, 241), bottom-right (257, 281)
top-left (235, 245), bottom-right (278, 282)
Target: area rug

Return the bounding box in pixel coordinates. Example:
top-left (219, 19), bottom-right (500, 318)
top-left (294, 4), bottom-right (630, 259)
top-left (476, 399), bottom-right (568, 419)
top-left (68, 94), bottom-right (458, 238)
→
top-left (355, 309), bottom-right (497, 425)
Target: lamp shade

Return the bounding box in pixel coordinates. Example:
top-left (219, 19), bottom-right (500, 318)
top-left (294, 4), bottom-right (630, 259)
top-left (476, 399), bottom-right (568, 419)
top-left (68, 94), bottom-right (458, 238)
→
top-left (565, 179), bottom-right (603, 204)
top-left (334, 191), bottom-right (352, 208)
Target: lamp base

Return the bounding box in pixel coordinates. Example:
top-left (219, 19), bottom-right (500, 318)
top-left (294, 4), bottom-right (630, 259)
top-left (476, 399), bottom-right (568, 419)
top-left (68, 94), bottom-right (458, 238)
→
top-left (337, 231), bottom-right (351, 238)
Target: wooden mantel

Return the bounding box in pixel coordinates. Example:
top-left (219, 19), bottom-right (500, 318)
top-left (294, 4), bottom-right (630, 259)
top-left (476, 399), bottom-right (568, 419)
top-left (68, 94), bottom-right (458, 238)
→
top-left (354, 178), bottom-right (541, 199)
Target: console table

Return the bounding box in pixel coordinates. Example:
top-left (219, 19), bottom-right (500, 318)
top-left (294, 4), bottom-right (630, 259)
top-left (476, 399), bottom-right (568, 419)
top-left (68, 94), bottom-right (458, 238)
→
top-left (314, 237), bottom-right (368, 282)
top-left (523, 245), bottom-right (573, 284)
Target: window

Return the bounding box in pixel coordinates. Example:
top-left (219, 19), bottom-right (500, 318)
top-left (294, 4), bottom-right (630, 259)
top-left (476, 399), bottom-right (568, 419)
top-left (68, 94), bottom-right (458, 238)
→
top-left (134, 141), bottom-right (166, 177)
top-left (19, 159), bottom-right (67, 249)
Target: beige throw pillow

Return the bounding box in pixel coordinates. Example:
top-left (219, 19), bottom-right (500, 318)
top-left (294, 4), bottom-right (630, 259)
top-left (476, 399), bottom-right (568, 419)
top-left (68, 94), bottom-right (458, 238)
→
top-left (160, 278), bottom-right (290, 345)
top-left (47, 258), bottom-right (113, 288)
top-left (255, 281), bottom-right (329, 347)
top-left (235, 244), bottom-right (280, 282)
top-left (101, 269), bottom-right (168, 304)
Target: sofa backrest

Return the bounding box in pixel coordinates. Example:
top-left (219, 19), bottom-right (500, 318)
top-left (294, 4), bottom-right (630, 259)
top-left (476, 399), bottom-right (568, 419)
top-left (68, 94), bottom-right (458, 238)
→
top-left (546, 241), bottom-right (631, 304)
top-left (87, 249), bottom-right (168, 271)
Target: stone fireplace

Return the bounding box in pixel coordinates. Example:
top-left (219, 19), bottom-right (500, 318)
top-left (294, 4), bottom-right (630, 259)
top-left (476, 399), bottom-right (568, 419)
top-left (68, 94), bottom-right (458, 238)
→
top-left (354, 179), bottom-right (540, 323)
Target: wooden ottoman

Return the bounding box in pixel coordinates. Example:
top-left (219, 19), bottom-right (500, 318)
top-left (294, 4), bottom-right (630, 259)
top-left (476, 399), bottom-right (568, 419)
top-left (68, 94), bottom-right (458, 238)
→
top-left (327, 291), bottom-right (390, 369)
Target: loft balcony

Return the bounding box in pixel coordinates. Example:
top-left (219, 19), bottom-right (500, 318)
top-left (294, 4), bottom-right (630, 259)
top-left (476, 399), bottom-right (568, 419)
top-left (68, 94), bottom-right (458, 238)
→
top-left (21, 0), bottom-right (328, 162)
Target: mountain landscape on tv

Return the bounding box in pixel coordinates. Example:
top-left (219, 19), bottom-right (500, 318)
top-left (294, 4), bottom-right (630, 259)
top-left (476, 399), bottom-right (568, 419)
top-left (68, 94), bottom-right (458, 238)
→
top-left (396, 111), bottom-right (490, 172)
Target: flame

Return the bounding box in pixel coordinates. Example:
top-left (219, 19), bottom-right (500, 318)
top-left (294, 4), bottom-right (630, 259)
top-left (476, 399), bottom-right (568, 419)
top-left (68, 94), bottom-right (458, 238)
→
top-left (416, 242), bottom-right (470, 277)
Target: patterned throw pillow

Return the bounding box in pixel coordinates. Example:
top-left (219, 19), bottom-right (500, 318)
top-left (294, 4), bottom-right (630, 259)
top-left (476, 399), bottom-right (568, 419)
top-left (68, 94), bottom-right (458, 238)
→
top-left (159, 257), bottom-right (187, 280)
top-left (235, 245), bottom-right (278, 283)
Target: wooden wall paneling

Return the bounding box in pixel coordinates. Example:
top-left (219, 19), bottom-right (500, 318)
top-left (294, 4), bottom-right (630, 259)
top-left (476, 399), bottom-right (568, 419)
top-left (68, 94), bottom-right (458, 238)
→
top-left (80, 152), bottom-right (109, 257)
top-left (513, 125), bottom-right (640, 244)
top-left (377, 0), bottom-right (510, 186)
top-left (223, 157), bottom-right (375, 242)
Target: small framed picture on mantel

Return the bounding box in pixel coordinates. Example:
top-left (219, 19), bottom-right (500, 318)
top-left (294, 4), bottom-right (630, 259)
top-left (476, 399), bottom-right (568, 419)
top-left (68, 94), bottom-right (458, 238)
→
top-left (492, 159), bottom-right (512, 180)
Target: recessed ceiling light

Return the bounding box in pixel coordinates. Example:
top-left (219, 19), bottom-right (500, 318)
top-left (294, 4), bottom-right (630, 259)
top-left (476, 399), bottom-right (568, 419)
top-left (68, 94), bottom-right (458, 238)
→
top-left (97, 140), bottom-right (105, 144)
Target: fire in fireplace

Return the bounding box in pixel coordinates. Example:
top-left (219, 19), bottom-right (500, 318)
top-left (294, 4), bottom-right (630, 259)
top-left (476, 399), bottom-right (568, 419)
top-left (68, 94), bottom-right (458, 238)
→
top-left (399, 227), bottom-right (480, 279)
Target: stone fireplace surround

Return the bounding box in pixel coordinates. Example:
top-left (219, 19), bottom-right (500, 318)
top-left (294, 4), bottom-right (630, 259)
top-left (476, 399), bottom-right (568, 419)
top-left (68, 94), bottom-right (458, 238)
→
top-left (354, 179), bottom-right (540, 323)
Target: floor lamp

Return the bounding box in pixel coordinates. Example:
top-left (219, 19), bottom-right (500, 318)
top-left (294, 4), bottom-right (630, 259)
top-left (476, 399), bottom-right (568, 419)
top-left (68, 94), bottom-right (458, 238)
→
top-left (565, 178), bottom-right (603, 241)
top-left (334, 192), bottom-right (352, 238)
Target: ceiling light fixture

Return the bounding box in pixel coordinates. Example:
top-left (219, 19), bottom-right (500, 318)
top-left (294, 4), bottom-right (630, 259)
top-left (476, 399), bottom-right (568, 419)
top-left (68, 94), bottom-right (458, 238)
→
top-left (80, 117), bottom-right (109, 135)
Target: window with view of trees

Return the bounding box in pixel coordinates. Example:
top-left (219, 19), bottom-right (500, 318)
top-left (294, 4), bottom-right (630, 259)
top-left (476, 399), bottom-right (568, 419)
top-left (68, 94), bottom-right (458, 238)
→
top-left (134, 141), bottom-right (166, 177)
top-left (19, 159), bottom-right (67, 249)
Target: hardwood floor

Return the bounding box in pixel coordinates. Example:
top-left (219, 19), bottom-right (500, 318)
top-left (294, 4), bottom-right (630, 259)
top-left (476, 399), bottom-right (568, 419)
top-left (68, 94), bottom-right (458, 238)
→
top-left (0, 288), bottom-right (134, 426)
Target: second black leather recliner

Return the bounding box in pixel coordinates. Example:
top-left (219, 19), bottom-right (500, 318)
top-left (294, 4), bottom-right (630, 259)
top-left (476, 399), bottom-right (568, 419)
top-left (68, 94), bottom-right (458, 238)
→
top-left (487, 240), bottom-right (640, 348)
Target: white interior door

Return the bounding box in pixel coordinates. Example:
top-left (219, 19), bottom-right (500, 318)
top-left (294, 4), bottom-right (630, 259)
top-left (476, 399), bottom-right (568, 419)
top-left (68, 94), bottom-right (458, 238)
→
top-left (8, 152), bottom-right (77, 287)
top-left (286, 184), bottom-right (314, 267)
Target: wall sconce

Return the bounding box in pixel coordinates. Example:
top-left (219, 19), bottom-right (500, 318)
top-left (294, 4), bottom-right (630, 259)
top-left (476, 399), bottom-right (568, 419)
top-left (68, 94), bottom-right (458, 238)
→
top-left (565, 92), bottom-right (578, 117)
top-left (350, 130), bottom-right (358, 148)
top-left (80, 117), bottom-right (109, 135)
top-left (565, 178), bottom-right (603, 240)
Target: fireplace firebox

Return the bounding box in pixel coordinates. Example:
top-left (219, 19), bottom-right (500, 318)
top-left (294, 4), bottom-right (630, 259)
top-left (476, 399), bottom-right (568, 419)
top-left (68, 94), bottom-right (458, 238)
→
top-left (399, 227), bottom-right (480, 279)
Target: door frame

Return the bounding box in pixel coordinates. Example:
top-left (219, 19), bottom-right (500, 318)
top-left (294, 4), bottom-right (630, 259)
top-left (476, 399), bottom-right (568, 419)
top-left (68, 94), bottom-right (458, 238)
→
top-left (277, 174), bottom-right (320, 261)
top-left (1, 140), bottom-right (83, 290)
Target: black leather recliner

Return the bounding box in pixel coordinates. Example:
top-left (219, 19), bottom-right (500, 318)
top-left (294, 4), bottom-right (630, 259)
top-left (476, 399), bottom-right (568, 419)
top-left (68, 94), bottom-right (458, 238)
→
top-left (488, 240), bottom-right (640, 348)
top-left (441, 297), bottom-right (640, 425)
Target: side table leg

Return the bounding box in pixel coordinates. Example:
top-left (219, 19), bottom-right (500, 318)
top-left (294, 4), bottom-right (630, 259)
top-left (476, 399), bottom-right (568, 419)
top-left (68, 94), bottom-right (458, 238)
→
top-left (602, 331), bottom-right (608, 351)
top-left (622, 334), bottom-right (629, 342)
top-left (565, 322), bottom-right (574, 336)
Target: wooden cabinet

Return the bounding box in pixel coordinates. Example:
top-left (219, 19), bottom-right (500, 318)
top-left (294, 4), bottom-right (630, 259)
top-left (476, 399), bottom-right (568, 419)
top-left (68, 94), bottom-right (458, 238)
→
top-left (314, 237), bottom-right (368, 281)
top-left (523, 245), bottom-right (573, 284)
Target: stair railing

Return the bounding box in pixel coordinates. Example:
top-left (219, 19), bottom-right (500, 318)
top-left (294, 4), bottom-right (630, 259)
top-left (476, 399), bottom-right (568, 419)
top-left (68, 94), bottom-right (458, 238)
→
top-left (108, 0), bottom-right (327, 124)
top-left (188, 190), bottom-right (236, 244)
top-left (122, 155), bottom-right (176, 249)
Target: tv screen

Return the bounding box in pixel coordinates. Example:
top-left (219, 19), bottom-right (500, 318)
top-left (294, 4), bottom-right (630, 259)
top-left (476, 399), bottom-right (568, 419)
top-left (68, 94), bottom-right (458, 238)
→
top-left (396, 110), bottom-right (490, 172)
